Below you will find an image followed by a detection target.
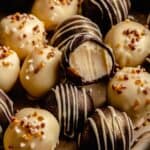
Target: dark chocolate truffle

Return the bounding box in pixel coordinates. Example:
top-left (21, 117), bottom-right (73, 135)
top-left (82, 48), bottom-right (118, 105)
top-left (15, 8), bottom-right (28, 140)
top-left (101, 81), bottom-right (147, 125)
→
top-left (50, 15), bottom-right (102, 50)
top-left (78, 106), bottom-right (134, 150)
top-left (61, 34), bottom-right (114, 85)
top-left (82, 0), bottom-right (131, 35)
top-left (0, 89), bottom-right (14, 128)
top-left (40, 83), bottom-right (94, 138)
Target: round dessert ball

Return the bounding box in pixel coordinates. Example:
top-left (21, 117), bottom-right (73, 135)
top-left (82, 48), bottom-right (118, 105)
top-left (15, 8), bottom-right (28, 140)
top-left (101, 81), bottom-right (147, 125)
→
top-left (32, 0), bottom-right (79, 31)
top-left (108, 67), bottom-right (150, 122)
top-left (4, 108), bottom-right (60, 150)
top-left (61, 34), bottom-right (114, 85)
top-left (0, 46), bottom-right (20, 92)
top-left (105, 20), bottom-right (150, 68)
top-left (82, 0), bottom-right (131, 35)
top-left (40, 83), bottom-right (94, 138)
top-left (0, 13), bottom-right (46, 60)
top-left (78, 106), bottom-right (134, 150)
top-left (50, 15), bottom-right (102, 50)
top-left (20, 45), bottom-right (62, 99)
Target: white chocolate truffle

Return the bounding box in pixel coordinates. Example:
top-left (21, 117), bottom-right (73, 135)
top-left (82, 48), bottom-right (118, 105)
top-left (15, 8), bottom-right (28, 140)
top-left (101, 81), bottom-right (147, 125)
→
top-left (20, 45), bottom-right (62, 98)
top-left (108, 67), bottom-right (150, 122)
top-left (0, 46), bottom-right (20, 92)
top-left (0, 13), bottom-right (46, 60)
top-left (4, 108), bottom-right (60, 150)
top-left (105, 20), bottom-right (150, 67)
top-left (32, 0), bottom-right (79, 30)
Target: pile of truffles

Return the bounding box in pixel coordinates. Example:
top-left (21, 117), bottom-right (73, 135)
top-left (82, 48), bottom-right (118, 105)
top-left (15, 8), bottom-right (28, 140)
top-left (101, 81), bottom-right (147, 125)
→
top-left (0, 0), bottom-right (149, 150)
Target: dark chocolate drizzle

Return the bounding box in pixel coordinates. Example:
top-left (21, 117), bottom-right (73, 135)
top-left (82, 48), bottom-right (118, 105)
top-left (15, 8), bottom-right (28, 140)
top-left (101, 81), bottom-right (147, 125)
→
top-left (82, 0), bottom-right (131, 35)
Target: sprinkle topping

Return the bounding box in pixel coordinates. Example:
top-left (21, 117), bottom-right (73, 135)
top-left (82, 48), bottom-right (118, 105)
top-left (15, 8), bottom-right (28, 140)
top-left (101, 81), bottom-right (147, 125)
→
top-left (0, 46), bottom-right (13, 59)
top-left (122, 28), bottom-right (145, 51)
top-left (12, 112), bottom-right (46, 143)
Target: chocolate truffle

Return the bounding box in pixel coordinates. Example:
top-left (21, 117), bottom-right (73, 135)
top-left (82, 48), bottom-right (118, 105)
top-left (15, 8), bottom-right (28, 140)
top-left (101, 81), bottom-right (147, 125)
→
top-left (32, 0), bottom-right (79, 30)
top-left (0, 46), bottom-right (20, 92)
top-left (78, 106), bottom-right (134, 150)
top-left (50, 15), bottom-right (102, 50)
top-left (108, 67), bottom-right (150, 122)
top-left (0, 13), bottom-right (46, 60)
top-left (61, 34), bottom-right (114, 85)
top-left (4, 108), bottom-right (60, 150)
top-left (20, 45), bottom-right (62, 99)
top-left (82, 0), bottom-right (131, 35)
top-left (105, 20), bottom-right (150, 67)
top-left (40, 83), bottom-right (94, 138)
top-left (0, 89), bottom-right (14, 129)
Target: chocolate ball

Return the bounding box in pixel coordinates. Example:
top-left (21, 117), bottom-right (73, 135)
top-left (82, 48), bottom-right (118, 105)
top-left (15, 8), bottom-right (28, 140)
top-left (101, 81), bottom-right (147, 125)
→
top-left (78, 106), bottom-right (134, 150)
top-left (50, 15), bottom-right (114, 85)
top-left (40, 83), bottom-right (94, 138)
top-left (0, 13), bottom-right (46, 60)
top-left (82, 0), bottom-right (131, 35)
top-left (108, 67), bottom-right (150, 122)
top-left (50, 15), bottom-right (102, 51)
top-left (4, 108), bottom-right (60, 150)
top-left (32, 0), bottom-right (79, 30)
top-left (20, 45), bottom-right (62, 99)
top-left (61, 34), bottom-right (114, 85)
top-left (105, 20), bottom-right (150, 68)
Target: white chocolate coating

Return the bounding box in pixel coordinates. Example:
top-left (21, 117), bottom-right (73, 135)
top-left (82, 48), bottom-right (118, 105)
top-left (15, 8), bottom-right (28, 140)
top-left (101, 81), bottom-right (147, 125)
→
top-left (20, 45), bottom-right (62, 98)
top-left (0, 13), bottom-right (46, 60)
top-left (0, 46), bottom-right (20, 92)
top-left (108, 67), bottom-right (150, 122)
top-left (105, 20), bottom-right (150, 67)
top-left (4, 108), bottom-right (60, 150)
top-left (32, 0), bottom-right (79, 30)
